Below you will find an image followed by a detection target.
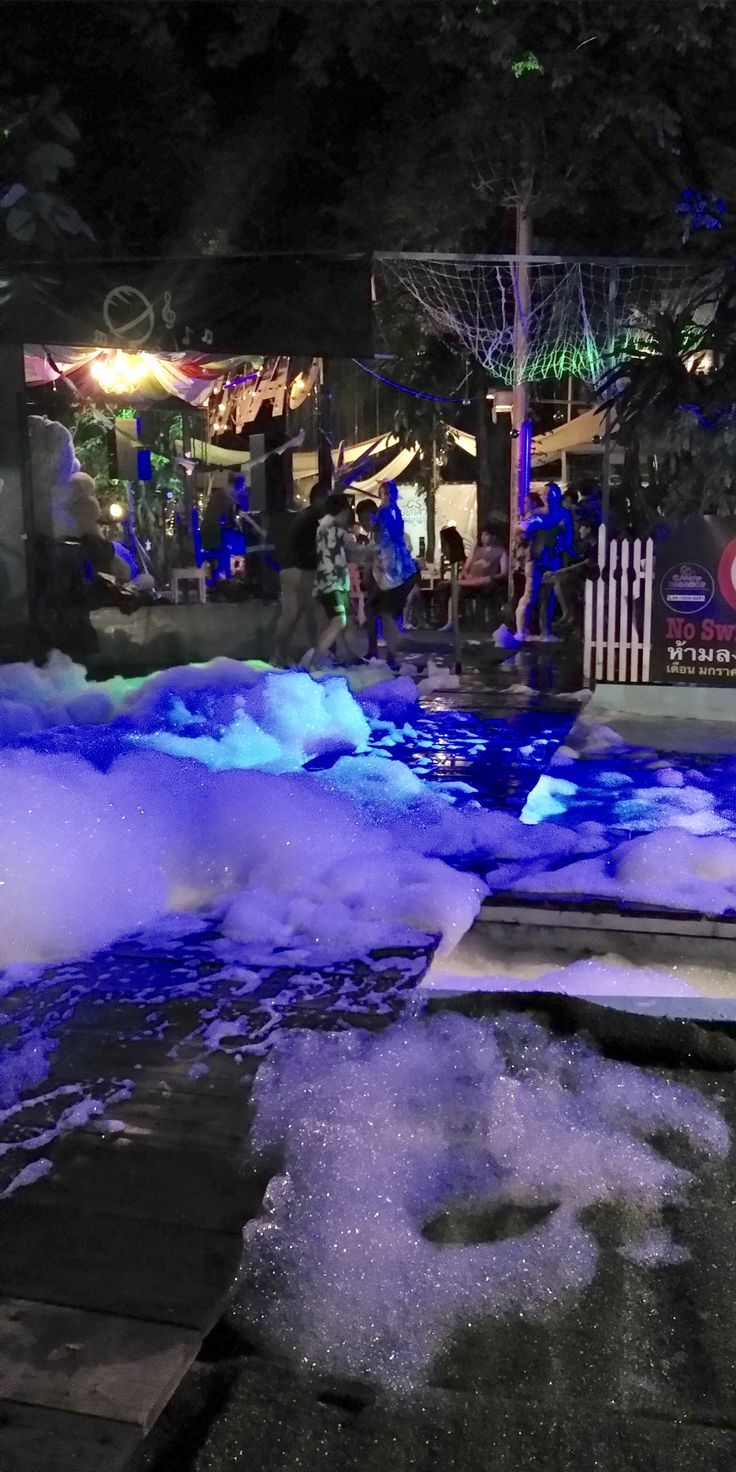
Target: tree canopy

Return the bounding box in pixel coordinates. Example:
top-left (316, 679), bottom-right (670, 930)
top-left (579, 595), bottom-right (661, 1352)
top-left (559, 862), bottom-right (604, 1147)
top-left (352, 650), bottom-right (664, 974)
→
top-left (2, 0), bottom-right (736, 260)
top-left (204, 0), bottom-right (736, 256)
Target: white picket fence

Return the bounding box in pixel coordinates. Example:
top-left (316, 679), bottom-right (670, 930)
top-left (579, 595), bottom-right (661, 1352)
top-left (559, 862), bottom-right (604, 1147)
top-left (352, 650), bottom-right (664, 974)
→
top-left (583, 526), bottom-right (654, 684)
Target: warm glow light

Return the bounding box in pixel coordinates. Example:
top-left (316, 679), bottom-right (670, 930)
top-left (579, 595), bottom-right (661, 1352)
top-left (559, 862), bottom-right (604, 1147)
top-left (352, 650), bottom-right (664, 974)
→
top-left (92, 350), bottom-right (148, 394)
top-left (108, 501), bottom-right (124, 521)
top-left (685, 349), bottom-right (714, 375)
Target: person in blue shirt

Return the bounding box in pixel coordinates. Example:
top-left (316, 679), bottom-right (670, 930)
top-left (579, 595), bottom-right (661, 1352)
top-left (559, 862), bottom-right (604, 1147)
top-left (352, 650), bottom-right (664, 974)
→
top-left (515, 483), bottom-right (575, 640)
top-left (365, 480), bottom-right (417, 668)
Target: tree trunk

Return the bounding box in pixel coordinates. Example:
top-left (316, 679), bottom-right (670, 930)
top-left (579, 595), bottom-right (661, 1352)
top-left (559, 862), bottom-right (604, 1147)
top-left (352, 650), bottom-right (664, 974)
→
top-left (317, 357), bottom-right (334, 489)
top-left (0, 344), bottom-right (33, 656)
top-left (473, 364), bottom-right (493, 530)
top-left (426, 466), bottom-right (436, 563)
top-left (424, 420), bottom-right (438, 562)
top-left (624, 436), bottom-right (655, 534)
top-left (509, 194), bottom-right (532, 527)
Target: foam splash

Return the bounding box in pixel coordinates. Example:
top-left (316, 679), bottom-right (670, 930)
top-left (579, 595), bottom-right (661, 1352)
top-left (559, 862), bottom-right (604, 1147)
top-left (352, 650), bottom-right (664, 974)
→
top-left (0, 658), bottom-right (486, 966)
top-left (236, 1011), bottom-right (728, 1390)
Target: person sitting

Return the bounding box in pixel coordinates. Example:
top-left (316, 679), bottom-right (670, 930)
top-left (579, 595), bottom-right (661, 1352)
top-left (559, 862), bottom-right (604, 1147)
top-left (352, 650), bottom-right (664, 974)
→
top-left (439, 527), bottom-right (508, 629)
top-left (461, 527), bottom-right (508, 588)
top-left (545, 512), bottom-right (600, 630)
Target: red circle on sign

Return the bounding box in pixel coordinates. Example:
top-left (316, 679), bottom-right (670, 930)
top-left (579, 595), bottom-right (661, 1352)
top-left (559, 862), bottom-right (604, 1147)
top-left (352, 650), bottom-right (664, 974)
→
top-left (717, 538), bottom-right (736, 610)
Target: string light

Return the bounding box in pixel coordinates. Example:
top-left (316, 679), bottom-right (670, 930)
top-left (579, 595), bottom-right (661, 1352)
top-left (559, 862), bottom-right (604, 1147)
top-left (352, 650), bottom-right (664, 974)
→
top-left (108, 501), bottom-right (124, 521)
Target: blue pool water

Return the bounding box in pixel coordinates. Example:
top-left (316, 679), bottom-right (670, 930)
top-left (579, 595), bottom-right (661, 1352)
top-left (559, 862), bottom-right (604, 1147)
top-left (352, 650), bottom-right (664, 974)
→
top-left (520, 746), bottom-right (736, 837)
top-left (375, 706), bottom-right (575, 816)
top-left (7, 697), bottom-right (575, 819)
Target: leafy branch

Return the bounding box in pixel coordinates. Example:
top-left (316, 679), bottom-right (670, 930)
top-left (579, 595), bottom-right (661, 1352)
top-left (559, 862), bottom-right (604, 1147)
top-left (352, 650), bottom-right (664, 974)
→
top-left (0, 84), bottom-right (93, 247)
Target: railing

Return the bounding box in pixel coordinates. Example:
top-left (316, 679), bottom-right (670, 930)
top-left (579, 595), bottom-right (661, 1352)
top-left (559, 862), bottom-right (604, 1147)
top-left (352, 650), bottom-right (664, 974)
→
top-left (583, 526), bottom-right (654, 684)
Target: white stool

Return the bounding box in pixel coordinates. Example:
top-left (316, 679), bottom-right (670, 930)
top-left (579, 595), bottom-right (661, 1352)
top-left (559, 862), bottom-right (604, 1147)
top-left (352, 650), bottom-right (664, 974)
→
top-left (171, 566), bottom-right (207, 604)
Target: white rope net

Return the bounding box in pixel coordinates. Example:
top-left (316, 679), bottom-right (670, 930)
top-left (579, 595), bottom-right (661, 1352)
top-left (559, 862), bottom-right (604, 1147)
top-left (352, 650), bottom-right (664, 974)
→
top-left (378, 255), bottom-right (698, 385)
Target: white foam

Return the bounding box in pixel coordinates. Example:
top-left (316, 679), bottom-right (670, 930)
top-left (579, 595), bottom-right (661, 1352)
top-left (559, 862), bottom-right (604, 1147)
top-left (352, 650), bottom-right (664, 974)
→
top-left (0, 662), bottom-right (485, 965)
top-left (237, 1012), bottom-right (727, 1389)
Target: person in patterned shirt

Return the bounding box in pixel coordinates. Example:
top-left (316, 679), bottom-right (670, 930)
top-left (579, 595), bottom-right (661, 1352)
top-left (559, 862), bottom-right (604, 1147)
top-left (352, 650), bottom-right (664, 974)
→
top-left (306, 491), bottom-right (353, 668)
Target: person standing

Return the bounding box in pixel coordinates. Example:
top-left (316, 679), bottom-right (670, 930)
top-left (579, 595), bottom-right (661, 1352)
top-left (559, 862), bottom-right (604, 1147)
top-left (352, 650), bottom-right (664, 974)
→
top-left (352, 496), bottom-right (380, 639)
top-left (272, 482), bottom-right (328, 665)
top-left (200, 481), bottom-right (237, 550)
top-left (366, 480), bottom-right (417, 669)
top-left (514, 491), bottom-right (546, 639)
top-left (515, 483), bottom-right (574, 641)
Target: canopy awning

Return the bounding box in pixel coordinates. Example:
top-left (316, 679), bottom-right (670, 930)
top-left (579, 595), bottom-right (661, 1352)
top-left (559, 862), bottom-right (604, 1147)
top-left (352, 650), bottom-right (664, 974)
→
top-left (24, 345), bottom-right (235, 406)
top-left (531, 406), bottom-right (616, 462)
top-left (449, 407), bottom-right (620, 466)
top-left (117, 415), bottom-right (419, 490)
top-left (448, 426), bottom-right (477, 458)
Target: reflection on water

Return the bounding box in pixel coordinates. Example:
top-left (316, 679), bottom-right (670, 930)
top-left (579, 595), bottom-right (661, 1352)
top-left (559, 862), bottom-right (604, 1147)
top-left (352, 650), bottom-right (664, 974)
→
top-left (378, 705), bottom-right (574, 817)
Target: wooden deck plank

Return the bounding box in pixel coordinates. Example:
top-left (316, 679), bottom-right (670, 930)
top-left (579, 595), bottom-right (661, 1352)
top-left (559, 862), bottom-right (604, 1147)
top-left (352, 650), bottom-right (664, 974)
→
top-left (76, 1069), bottom-right (259, 1146)
top-left (0, 1297), bottom-right (200, 1428)
top-left (20, 1130), bottom-right (266, 1234)
top-left (0, 1399), bottom-right (139, 1472)
top-left (0, 1201), bottom-right (242, 1331)
top-left (0, 937), bottom-right (424, 1469)
top-left (39, 1017), bottom-right (256, 1097)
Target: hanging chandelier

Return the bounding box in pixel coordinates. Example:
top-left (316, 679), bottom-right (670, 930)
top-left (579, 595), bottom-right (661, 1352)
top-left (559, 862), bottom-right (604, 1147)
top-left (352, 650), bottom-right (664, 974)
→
top-left (92, 350), bottom-right (149, 394)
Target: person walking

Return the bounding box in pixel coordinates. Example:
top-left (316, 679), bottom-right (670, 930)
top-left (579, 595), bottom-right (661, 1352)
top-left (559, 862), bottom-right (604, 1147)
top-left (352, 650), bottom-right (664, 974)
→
top-left (272, 482), bottom-right (328, 665)
top-left (307, 491), bottom-right (353, 668)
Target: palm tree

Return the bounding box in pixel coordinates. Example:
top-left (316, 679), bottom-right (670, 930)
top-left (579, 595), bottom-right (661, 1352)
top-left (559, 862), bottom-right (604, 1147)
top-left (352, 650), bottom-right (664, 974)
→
top-left (599, 279), bottom-right (736, 529)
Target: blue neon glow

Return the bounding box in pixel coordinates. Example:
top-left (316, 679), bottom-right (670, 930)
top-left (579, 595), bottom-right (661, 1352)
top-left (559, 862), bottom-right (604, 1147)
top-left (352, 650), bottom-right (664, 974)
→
top-left (518, 416), bottom-right (533, 519)
top-left (352, 359), bottom-right (470, 404)
top-left (681, 402), bottom-right (734, 431)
